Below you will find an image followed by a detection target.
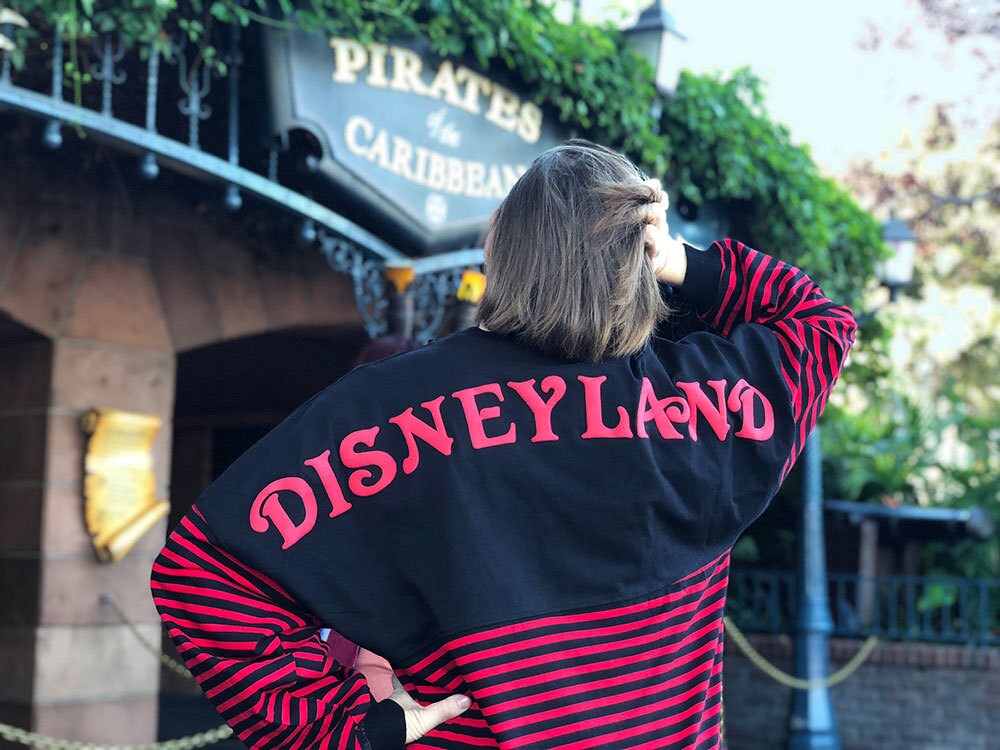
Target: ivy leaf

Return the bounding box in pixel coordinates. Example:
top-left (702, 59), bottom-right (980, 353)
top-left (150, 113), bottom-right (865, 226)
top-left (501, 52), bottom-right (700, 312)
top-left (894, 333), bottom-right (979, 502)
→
top-left (210, 3), bottom-right (232, 23)
top-left (473, 33), bottom-right (495, 64)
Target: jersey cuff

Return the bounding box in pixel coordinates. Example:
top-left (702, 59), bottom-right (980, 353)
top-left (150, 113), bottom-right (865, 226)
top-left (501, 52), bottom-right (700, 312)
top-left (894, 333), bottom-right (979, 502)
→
top-left (677, 242), bottom-right (723, 310)
top-left (359, 699), bottom-right (405, 750)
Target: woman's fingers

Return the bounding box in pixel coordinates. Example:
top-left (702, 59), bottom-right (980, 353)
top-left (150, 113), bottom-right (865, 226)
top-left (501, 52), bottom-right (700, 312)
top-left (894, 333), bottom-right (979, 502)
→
top-left (643, 203), bottom-right (665, 230)
top-left (401, 694), bottom-right (472, 743)
top-left (388, 675), bottom-right (472, 744)
top-left (642, 178), bottom-right (669, 213)
top-left (644, 223), bottom-right (661, 261)
top-left (642, 177), bottom-right (665, 203)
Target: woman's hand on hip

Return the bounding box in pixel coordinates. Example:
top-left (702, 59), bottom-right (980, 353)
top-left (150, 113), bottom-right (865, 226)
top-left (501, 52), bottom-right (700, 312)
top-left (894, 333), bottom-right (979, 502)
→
top-left (388, 674), bottom-right (472, 744)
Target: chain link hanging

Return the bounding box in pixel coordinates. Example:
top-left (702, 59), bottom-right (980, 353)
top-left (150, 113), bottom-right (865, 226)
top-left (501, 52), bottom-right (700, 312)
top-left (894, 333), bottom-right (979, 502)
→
top-left (0, 596), bottom-right (232, 750)
top-left (723, 616), bottom-right (879, 689)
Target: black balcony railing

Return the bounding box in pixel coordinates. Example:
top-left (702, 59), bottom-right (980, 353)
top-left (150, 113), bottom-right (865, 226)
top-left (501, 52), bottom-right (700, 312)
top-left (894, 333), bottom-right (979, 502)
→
top-left (0, 21), bottom-right (483, 340)
top-left (728, 568), bottom-right (1000, 646)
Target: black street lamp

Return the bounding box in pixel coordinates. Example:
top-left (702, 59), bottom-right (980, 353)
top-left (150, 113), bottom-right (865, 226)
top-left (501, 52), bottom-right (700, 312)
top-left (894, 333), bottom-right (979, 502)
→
top-left (623, 0), bottom-right (687, 96)
top-left (787, 219), bottom-right (915, 749)
top-left (879, 216), bottom-right (917, 302)
top-left (787, 427), bottom-right (839, 750)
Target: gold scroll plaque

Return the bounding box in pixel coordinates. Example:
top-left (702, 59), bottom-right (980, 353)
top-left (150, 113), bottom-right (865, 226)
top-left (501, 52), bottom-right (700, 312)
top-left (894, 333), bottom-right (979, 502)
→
top-left (81, 409), bottom-right (169, 563)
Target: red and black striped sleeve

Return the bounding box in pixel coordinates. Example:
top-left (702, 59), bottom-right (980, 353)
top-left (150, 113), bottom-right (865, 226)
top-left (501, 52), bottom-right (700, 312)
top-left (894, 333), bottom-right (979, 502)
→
top-left (150, 506), bottom-right (405, 750)
top-left (679, 239), bottom-right (857, 479)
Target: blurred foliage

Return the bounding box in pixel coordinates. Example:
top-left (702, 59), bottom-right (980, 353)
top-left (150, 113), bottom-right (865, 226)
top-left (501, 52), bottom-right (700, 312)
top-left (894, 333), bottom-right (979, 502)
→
top-left (917, 0), bottom-right (1000, 40)
top-left (830, 112), bottom-right (1000, 579)
top-left (659, 69), bottom-right (886, 315)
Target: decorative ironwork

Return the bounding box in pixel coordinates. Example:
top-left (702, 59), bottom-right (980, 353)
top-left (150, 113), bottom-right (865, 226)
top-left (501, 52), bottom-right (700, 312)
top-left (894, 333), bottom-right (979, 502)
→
top-left (267, 146), bottom-right (280, 182)
top-left (409, 250), bottom-right (486, 341)
top-left (0, 26), bottom-right (486, 340)
top-left (412, 267), bottom-right (466, 342)
top-left (319, 232), bottom-right (389, 339)
top-left (301, 219), bottom-right (318, 244)
top-left (90, 35), bottom-right (127, 117)
top-left (140, 45), bottom-right (160, 180)
top-left (318, 234), bottom-right (484, 341)
top-left (43, 26), bottom-right (62, 149)
top-left (0, 24), bottom-right (12, 85)
top-left (224, 22), bottom-right (242, 211)
top-left (174, 36), bottom-right (213, 149)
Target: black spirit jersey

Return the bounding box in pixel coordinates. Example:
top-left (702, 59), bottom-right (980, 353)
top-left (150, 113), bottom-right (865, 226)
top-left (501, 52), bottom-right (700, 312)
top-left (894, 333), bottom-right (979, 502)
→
top-left (152, 240), bottom-right (856, 749)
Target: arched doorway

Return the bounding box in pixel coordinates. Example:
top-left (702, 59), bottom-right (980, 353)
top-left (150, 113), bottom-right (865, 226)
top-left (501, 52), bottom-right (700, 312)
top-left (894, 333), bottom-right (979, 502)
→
top-left (158, 324), bottom-right (367, 742)
top-left (0, 313), bottom-right (52, 733)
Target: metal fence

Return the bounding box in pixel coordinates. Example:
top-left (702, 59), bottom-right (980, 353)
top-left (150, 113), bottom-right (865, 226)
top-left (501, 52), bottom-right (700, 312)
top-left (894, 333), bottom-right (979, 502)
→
top-left (727, 569), bottom-right (1000, 646)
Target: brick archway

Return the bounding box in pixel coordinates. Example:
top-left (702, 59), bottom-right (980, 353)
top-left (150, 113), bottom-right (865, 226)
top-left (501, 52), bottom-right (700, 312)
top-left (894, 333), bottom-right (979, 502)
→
top-left (0, 158), bottom-right (368, 745)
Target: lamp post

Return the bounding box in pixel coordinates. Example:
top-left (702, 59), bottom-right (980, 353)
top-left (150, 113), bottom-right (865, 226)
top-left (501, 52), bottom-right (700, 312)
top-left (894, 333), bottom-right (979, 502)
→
top-left (787, 427), bottom-right (839, 750)
top-left (787, 218), bottom-right (915, 749)
top-left (623, 0), bottom-right (687, 97)
top-left (879, 216), bottom-right (917, 302)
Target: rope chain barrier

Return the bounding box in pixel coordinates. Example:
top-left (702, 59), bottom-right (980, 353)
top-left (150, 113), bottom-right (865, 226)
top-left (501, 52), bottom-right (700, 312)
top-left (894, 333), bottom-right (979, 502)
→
top-left (99, 593), bottom-right (194, 680)
top-left (0, 595), bottom-right (232, 750)
top-left (0, 722), bottom-right (233, 750)
top-left (723, 616), bottom-right (880, 689)
top-left (0, 594), bottom-right (881, 748)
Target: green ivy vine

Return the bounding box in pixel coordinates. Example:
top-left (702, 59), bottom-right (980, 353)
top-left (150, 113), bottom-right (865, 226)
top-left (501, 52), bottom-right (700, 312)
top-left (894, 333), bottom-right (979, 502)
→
top-left (7, 0), bottom-right (885, 313)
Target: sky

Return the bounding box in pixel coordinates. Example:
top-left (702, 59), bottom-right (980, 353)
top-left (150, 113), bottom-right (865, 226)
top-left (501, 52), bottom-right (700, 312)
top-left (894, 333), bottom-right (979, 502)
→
top-left (574, 0), bottom-right (999, 174)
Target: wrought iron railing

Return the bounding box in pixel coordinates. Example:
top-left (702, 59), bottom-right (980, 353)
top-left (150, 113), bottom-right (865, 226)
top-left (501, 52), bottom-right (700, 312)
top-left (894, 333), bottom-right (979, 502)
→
top-left (728, 569), bottom-right (1000, 646)
top-left (0, 21), bottom-right (483, 340)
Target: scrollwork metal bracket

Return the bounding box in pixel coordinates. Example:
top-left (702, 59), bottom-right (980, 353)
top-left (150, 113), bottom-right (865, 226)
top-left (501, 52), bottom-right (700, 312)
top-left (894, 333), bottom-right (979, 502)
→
top-left (319, 235), bottom-right (484, 342)
top-left (319, 232), bottom-right (390, 339)
top-left (410, 267), bottom-right (468, 342)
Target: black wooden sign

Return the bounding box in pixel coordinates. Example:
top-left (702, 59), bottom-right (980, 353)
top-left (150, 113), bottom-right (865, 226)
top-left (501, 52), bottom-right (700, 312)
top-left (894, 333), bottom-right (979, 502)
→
top-left (264, 30), bottom-right (571, 254)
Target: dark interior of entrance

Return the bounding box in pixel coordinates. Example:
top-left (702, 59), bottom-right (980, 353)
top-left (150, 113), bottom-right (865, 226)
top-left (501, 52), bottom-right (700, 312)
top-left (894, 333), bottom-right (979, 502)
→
top-left (159, 325), bottom-right (367, 745)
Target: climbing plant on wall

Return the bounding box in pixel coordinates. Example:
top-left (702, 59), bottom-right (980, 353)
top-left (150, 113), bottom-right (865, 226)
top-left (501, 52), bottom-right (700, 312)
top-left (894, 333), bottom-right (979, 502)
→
top-left (9, 1), bottom-right (885, 313)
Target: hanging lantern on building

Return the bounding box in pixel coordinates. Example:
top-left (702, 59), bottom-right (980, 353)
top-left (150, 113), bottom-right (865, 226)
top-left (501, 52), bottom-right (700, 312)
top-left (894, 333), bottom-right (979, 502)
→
top-left (454, 269), bottom-right (487, 331)
top-left (384, 262), bottom-right (416, 339)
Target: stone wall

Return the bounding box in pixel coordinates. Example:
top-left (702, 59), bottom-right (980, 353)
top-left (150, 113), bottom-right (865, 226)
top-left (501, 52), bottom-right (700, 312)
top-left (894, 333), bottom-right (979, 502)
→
top-left (723, 635), bottom-right (1000, 750)
top-left (0, 146), bottom-right (363, 747)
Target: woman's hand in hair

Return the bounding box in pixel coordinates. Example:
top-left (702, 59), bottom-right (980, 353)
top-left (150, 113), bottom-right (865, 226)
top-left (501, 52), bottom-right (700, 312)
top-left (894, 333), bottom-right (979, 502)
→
top-left (642, 179), bottom-right (687, 287)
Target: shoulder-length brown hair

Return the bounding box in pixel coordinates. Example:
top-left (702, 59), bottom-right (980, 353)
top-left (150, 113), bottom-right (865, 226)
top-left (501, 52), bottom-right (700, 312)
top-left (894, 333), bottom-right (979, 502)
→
top-left (477, 139), bottom-right (669, 362)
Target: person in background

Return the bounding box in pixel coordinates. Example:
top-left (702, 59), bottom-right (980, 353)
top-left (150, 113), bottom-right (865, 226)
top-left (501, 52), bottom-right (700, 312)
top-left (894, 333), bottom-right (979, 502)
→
top-left (151, 140), bottom-right (856, 749)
